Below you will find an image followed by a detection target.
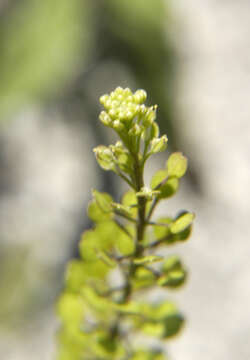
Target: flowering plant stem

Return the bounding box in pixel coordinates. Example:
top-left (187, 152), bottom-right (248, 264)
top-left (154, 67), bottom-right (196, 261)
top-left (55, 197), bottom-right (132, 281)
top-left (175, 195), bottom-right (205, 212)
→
top-left (56, 87), bottom-right (195, 360)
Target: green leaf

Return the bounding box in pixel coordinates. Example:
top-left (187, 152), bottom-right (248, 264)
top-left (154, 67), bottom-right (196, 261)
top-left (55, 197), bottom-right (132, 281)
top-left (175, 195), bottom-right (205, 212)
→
top-left (152, 301), bottom-right (177, 320)
top-left (80, 221), bottom-right (134, 261)
top-left (66, 259), bottom-right (110, 293)
top-left (153, 217), bottom-right (172, 239)
top-left (57, 327), bottom-right (89, 360)
top-left (162, 255), bottom-right (182, 272)
top-left (158, 271), bottom-right (186, 288)
top-left (95, 221), bottom-right (119, 249)
top-left (167, 152), bottom-right (188, 178)
top-left (170, 212), bottom-right (195, 234)
top-left (116, 230), bottom-right (135, 256)
top-left (158, 256), bottom-right (187, 288)
top-left (150, 170), bottom-right (179, 199)
top-left (65, 260), bottom-right (86, 291)
top-left (117, 301), bottom-right (149, 316)
top-left (137, 301), bottom-right (184, 339)
top-left (81, 287), bottom-right (115, 314)
top-left (79, 229), bottom-right (100, 262)
top-left (121, 190), bottom-right (138, 218)
top-left (79, 222), bottom-right (117, 261)
top-left (57, 293), bottom-right (84, 327)
top-left (94, 331), bottom-right (126, 359)
top-left (133, 267), bottom-right (156, 290)
top-left (162, 314), bottom-right (184, 338)
top-left (153, 302), bottom-right (184, 339)
top-left (150, 169), bottom-right (168, 189)
top-left (141, 322), bottom-right (165, 337)
top-left (160, 177), bottom-right (179, 198)
top-left (88, 200), bottom-right (113, 223)
top-left (81, 261), bottom-right (109, 282)
top-left (92, 189), bottom-right (113, 213)
top-left (133, 255), bottom-right (163, 265)
top-left (174, 225), bottom-right (193, 242)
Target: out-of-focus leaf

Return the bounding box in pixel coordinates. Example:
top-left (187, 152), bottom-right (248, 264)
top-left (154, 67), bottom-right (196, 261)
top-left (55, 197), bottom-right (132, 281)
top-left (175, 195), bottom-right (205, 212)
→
top-left (151, 170), bottom-right (179, 199)
top-left (158, 256), bottom-right (187, 288)
top-left (167, 152), bottom-right (188, 178)
top-left (122, 190), bottom-right (138, 218)
top-left (134, 301), bottom-right (184, 339)
top-left (151, 169), bottom-right (168, 190)
top-left (92, 189), bottom-right (114, 213)
top-left (88, 200), bottom-right (113, 223)
top-left (170, 212), bottom-right (195, 234)
top-left (79, 229), bottom-right (100, 262)
top-left (133, 267), bottom-right (156, 290)
top-left (153, 217), bottom-right (172, 239)
top-left (116, 229), bottom-right (135, 256)
top-left (57, 293), bottom-right (84, 327)
top-left (65, 260), bottom-right (87, 292)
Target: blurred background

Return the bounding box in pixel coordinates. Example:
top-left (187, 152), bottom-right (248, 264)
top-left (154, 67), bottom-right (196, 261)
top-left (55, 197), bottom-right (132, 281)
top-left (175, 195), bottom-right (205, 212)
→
top-left (0, 0), bottom-right (250, 359)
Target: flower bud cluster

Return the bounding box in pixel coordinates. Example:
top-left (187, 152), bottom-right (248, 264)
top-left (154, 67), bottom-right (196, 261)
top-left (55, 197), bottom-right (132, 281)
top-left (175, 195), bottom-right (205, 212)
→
top-left (96, 86), bottom-right (171, 189)
top-left (99, 87), bottom-right (167, 159)
top-left (99, 87), bottom-right (156, 131)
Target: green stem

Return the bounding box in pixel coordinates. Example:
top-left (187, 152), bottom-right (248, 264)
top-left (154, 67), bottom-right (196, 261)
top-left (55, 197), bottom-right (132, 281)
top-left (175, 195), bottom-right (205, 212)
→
top-left (121, 153), bottom-right (146, 302)
top-left (146, 197), bottom-right (159, 222)
top-left (111, 151), bottom-right (147, 342)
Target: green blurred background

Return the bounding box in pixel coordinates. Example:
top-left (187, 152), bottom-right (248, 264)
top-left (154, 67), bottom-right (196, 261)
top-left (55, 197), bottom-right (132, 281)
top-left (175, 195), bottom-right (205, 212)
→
top-left (1, 1), bottom-right (250, 360)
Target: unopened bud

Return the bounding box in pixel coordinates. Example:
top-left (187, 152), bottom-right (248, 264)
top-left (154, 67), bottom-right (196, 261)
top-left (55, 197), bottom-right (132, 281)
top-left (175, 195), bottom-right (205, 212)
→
top-left (93, 146), bottom-right (115, 171)
top-left (113, 120), bottom-right (124, 131)
top-left (129, 124), bottom-right (141, 136)
top-left (150, 135), bottom-right (168, 154)
top-left (99, 94), bottom-right (109, 106)
top-left (99, 111), bottom-right (111, 126)
top-left (145, 106), bottom-right (157, 124)
top-left (133, 89), bottom-right (147, 104)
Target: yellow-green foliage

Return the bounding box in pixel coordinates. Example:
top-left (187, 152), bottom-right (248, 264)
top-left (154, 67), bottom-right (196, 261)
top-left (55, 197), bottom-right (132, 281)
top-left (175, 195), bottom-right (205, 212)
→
top-left (56, 87), bottom-right (195, 360)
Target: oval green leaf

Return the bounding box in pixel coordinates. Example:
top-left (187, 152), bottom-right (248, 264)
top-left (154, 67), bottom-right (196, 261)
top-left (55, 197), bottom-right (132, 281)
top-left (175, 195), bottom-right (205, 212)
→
top-left (167, 152), bottom-right (188, 178)
top-left (170, 212), bottom-right (195, 234)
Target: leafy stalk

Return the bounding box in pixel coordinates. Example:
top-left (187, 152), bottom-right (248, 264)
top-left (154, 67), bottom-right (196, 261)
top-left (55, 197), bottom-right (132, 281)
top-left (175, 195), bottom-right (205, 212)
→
top-left (56, 87), bottom-right (195, 360)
